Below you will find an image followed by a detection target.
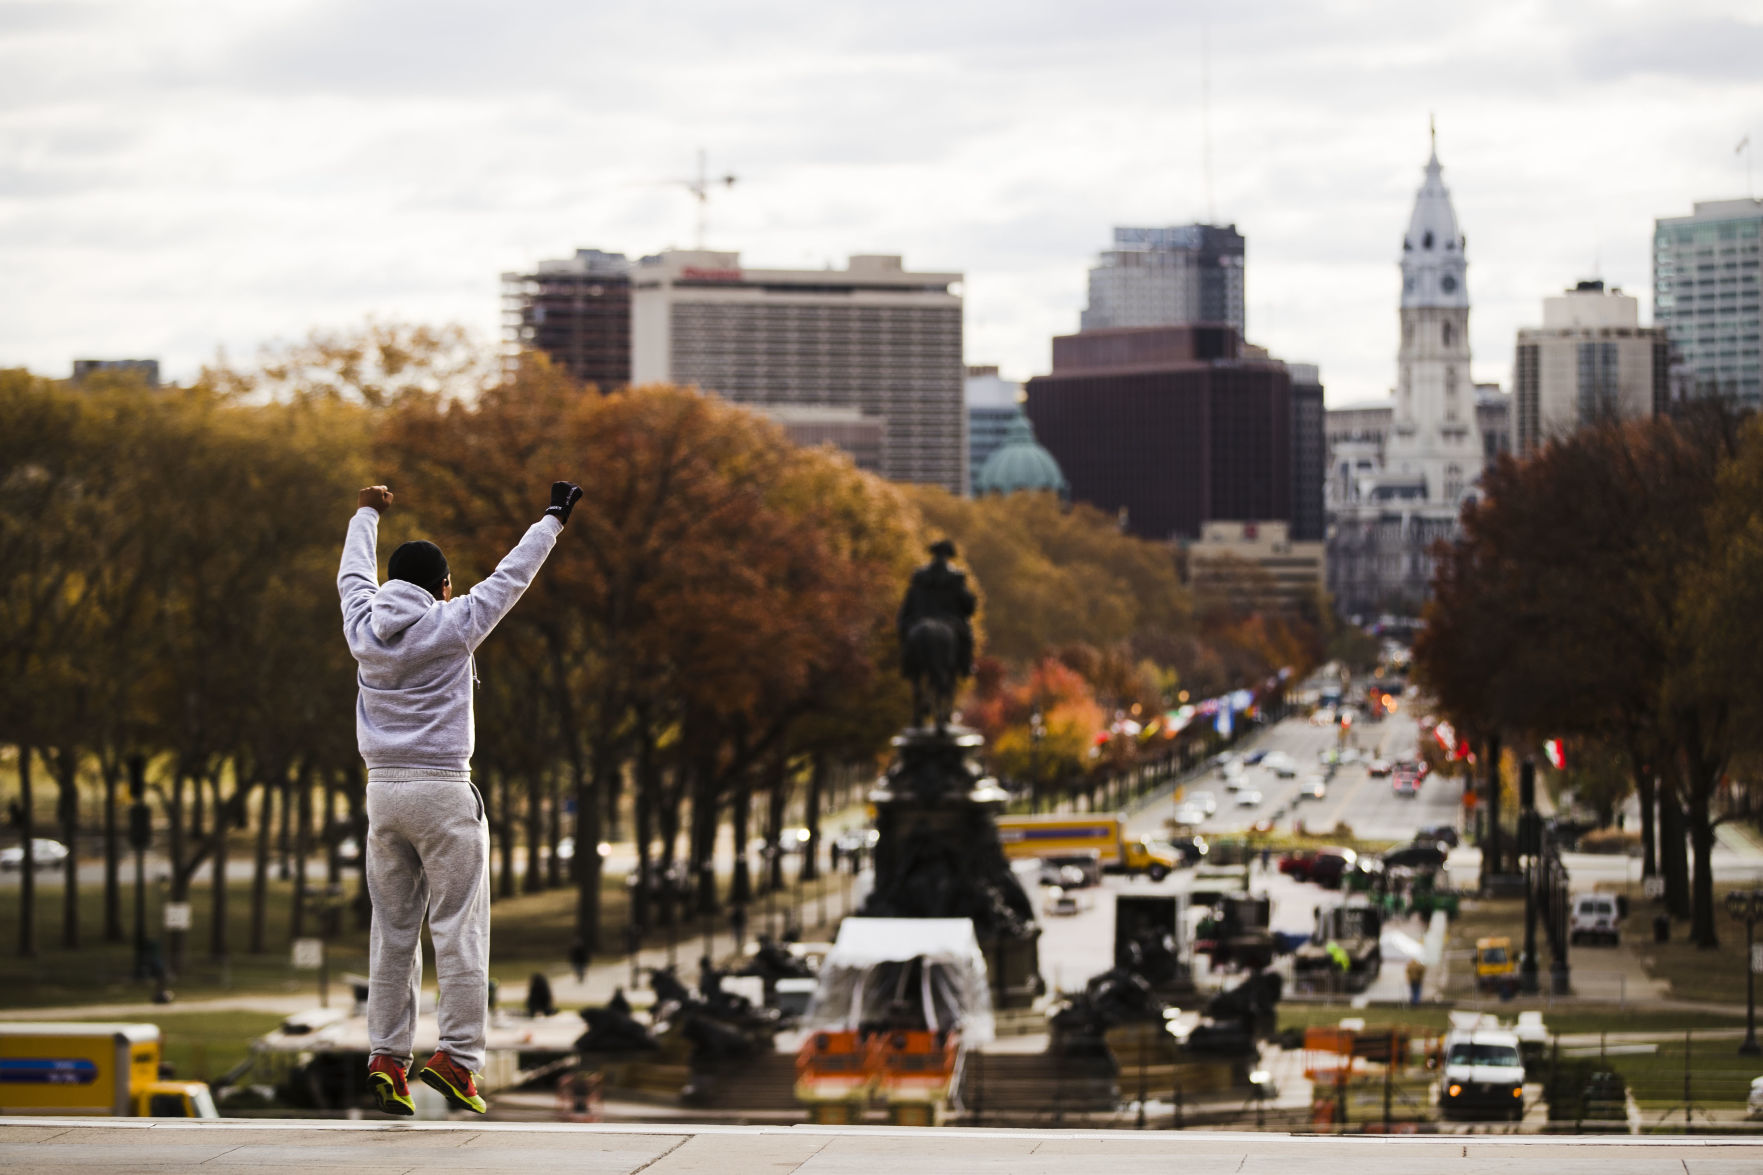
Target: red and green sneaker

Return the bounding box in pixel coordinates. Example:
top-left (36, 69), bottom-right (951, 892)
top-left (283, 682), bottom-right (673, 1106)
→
top-left (418, 1050), bottom-right (487, 1114)
top-left (366, 1055), bottom-right (414, 1116)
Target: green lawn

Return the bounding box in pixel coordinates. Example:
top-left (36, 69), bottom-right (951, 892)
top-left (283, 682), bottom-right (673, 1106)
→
top-left (1278, 1004), bottom-right (1747, 1038)
top-left (1632, 891), bottom-right (1763, 1004)
top-left (1595, 1033), bottom-right (1761, 1113)
top-left (0, 865), bottom-right (848, 1008)
top-left (50, 1010), bottom-right (286, 1085)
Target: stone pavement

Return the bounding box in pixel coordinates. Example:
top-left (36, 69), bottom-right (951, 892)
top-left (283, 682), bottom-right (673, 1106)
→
top-left (4, 1119), bottom-right (1762, 1174)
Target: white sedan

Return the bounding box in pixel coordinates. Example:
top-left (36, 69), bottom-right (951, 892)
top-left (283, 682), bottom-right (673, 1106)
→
top-left (1298, 776), bottom-right (1328, 800)
top-left (1235, 789), bottom-right (1264, 808)
top-left (1187, 790), bottom-right (1219, 816)
top-left (0, 839), bottom-right (70, 871)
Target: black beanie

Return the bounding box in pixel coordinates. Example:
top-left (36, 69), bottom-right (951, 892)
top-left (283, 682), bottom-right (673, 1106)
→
top-left (388, 540), bottom-right (449, 595)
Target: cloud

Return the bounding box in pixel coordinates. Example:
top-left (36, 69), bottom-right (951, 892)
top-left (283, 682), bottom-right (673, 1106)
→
top-left (1, 0), bottom-right (1762, 400)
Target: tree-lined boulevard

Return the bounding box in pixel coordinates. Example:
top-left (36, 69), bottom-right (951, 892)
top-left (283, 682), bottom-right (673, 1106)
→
top-left (0, 330), bottom-right (1323, 991)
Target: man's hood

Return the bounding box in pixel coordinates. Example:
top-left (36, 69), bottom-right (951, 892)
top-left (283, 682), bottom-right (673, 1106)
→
top-left (370, 579), bottom-right (440, 641)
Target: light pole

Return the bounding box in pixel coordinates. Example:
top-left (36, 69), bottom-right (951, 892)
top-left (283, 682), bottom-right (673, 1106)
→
top-left (1726, 889), bottom-right (1763, 1056)
top-left (1030, 710), bottom-right (1045, 813)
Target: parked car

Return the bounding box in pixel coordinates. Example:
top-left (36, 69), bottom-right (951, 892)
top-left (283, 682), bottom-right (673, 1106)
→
top-left (1416, 824), bottom-right (1460, 848)
top-left (1308, 847), bottom-right (1359, 888)
top-left (1262, 752), bottom-right (1298, 778)
top-left (1169, 804), bottom-right (1208, 827)
top-left (0, 839), bottom-right (70, 872)
top-left (1187, 790), bottom-right (1219, 816)
top-left (1393, 774), bottom-right (1419, 798)
top-left (1382, 843), bottom-right (1448, 872)
top-left (1368, 759), bottom-right (1393, 777)
top-left (1569, 892), bottom-right (1625, 945)
top-left (1235, 789), bottom-right (1264, 808)
top-left (1748, 1075), bottom-right (1763, 1121)
top-left (1164, 835), bottom-right (1209, 866)
top-left (1241, 750), bottom-right (1268, 767)
top-left (1297, 775), bottom-right (1328, 801)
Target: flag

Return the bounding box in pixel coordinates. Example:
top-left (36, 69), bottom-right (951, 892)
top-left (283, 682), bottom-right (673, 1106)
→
top-left (1544, 739), bottom-right (1566, 770)
top-left (1434, 719), bottom-right (1456, 753)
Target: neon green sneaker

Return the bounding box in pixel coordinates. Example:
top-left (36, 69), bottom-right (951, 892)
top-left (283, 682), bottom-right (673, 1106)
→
top-left (418, 1050), bottom-right (487, 1114)
top-left (366, 1055), bottom-right (414, 1116)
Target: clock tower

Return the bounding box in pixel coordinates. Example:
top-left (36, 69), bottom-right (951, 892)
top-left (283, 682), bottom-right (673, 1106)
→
top-left (1386, 128), bottom-right (1482, 506)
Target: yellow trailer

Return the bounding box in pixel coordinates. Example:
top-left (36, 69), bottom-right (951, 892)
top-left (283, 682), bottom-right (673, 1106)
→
top-left (993, 813), bottom-right (1178, 880)
top-left (0, 1022), bottom-right (217, 1117)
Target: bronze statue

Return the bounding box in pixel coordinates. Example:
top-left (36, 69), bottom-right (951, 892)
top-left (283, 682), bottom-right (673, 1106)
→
top-left (897, 539), bottom-right (975, 729)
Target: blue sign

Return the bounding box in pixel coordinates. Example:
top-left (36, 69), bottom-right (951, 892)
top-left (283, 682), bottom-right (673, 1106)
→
top-left (0, 1058), bottom-right (99, 1085)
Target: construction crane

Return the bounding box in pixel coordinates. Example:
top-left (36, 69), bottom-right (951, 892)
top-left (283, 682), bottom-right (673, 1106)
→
top-left (670, 149), bottom-right (736, 250)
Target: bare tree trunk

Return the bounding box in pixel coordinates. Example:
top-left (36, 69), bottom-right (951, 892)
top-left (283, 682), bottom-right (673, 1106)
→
top-left (55, 747), bottom-right (80, 950)
top-left (209, 772), bottom-right (229, 962)
top-left (731, 775), bottom-right (752, 907)
top-left (166, 768), bottom-right (188, 977)
top-left (633, 723), bottom-right (654, 937)
top-left (1688, 783), bottom-right (1719, 949)
top-left (102, 753), bottom-right (123, 942)
top-left (16, 743), bottom-right (36, 959)
top-left (250, 766), bottom-right (274, 954)
top-left (495, 767), bottom-right (516, 900)
top-left (765, 754), bottom-right (788, 893)
top-left (1659, 788), bottom-right (1691, 920)
top-left (277, 776), bottom-right (292, 881)
top-left (524, 770), bottom-right (543, 893)
top-left (801, 755), bottom-right (825, 883)
top-left (1634, 752), bottom-right (1657, 879)
top-left (546, 767), bottom-right (563, 890)
top-left (290, 764), bottom-right (311, 943)
top-left (1483, 734), bottom-right (1503, 881)
top-left (324, 769), bottom-right (341, 888)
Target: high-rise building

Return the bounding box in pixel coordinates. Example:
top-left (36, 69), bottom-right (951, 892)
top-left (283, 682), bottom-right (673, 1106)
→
top-left (1287, 364), bottom-right (1326, 543)
top-left (1513, 280), bottom-right (1669, 456)
top-left (1024, 325), bottom-right (1292, 542)
top-left (1328, 134), bottom-right (1482, 617)
top-left (1080, 225), bottom-right (1246, 335)
top-left (500, 249), bottom-right (632, 389)
top-left (630, 251), bottom-right (966, 492)
top-left (1653, 198), bottom-right (1763, 408)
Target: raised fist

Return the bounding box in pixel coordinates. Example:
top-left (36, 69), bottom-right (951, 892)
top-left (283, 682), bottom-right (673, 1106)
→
top-left (358, 485), bottom-right (394, 513)
top-left (545, 481), bottom-right (584, 526)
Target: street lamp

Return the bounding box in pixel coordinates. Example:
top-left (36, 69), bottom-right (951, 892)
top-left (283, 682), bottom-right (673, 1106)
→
top-left (1030, 710), bottom-right (1046, 813)
top-left (1725, 888), bottom-right (1763, 1056)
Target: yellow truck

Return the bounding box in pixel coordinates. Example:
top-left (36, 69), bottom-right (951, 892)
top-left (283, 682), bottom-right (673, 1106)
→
top-left (0, 1022), bottom-right (218, 1118)
top-left (993, 814), bottom-right (1179, 881)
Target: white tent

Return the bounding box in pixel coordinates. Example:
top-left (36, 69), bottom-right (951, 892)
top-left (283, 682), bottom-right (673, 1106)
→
top-left (804, 917), bottom-right (995, 1044)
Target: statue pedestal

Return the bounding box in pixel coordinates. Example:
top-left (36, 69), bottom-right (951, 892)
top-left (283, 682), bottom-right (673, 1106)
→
top-left (861, 725), bottom-right (1042, 1009)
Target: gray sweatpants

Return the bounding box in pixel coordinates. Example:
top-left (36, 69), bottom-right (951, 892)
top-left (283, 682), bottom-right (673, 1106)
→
top-left (365, 771), bottom-right (490, 1072)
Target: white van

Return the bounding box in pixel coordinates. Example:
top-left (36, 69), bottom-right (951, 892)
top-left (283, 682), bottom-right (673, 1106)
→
top-left (1440, 1023), bottom-right (1526, 1121)
top-left (1569, 892), bottom-right (1623, 946)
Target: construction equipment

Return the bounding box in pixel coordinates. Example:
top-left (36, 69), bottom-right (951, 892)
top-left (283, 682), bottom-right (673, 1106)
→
top-left (1293, 899), bottom-right (1383, 993)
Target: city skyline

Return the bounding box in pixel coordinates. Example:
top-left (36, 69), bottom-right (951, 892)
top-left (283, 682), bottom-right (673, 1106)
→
top-left (2, 1), bottom-right (1760, 403)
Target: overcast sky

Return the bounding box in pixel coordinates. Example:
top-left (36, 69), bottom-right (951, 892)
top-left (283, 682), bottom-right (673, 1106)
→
top-left (3, 0), bottom-right (1761, 403)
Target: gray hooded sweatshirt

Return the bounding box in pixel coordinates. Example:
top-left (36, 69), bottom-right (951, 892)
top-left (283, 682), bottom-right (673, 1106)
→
top-left (338, 507), bottom-right (561, 775)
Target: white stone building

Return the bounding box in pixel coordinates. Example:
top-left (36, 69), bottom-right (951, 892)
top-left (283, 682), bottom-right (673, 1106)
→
top-left (1327, 134), bottom-right (1486, 618)
top-left (1513, 281), bottom-right (1669, 456)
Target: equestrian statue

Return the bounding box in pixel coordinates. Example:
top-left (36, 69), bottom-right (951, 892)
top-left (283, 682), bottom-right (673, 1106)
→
top-left (896, 539), bottom-right (975, 730)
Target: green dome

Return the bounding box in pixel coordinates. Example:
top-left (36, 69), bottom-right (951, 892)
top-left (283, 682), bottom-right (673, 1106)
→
top-left (976, 412), bottom-right (1068, 497)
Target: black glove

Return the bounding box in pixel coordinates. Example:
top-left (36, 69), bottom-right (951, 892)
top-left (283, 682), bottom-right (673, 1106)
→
top-left (545, 481), bottom-right (583, 525)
